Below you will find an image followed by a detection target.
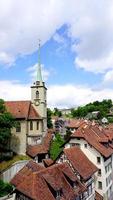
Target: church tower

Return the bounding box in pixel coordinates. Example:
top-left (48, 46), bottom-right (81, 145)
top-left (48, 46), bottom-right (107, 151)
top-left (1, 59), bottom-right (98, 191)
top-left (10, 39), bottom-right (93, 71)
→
top-left (31, 41), bottom-right (47, 136)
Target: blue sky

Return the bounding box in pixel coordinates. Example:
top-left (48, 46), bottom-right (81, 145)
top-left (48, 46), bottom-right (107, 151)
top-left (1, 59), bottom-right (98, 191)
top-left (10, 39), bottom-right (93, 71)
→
top-left (0, 0), bottom-right (113, 108)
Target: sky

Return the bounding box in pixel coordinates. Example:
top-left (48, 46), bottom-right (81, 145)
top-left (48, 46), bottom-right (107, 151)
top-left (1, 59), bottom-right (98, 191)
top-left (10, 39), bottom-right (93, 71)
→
top-left (1, 0), bottom-right (113, 108)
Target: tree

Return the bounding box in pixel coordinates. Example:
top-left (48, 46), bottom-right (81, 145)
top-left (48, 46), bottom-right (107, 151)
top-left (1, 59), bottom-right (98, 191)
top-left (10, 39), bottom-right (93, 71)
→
top-left (47, 108), bottom-right (53, 129)
top-left (49, 133), bottom-right (64, 160)
top-left (0, 99), bottom-right (15, 151)
top-left (53, 108), bottom-right (62, 117)
top-left (71, 99), bottom-right (113, 119)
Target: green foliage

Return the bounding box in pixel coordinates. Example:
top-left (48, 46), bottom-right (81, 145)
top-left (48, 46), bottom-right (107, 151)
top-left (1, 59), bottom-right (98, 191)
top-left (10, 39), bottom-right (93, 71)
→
top-left (0, 155), bottom-right (30, 172)
top-left (71, 99), bottom-right (112, 119)
top-left (0, 180), bottom-right (13, 197)
top-left (47, 108), bottom-right (53, 128)
top-left (0, 99), bottom-right (15, 150)
top-left (50, 133), bottom-right (64, 160)
top-left (53, 108), bottom-right (62, 117)
top-left (108, 117), bottom-right (113, 123)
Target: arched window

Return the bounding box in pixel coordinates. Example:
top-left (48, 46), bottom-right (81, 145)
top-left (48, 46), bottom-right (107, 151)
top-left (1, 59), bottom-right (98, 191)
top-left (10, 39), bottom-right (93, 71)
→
top-left (30, 121), bottom-right (33, 130)
top-left (36, 91), bottom-right (39, 99)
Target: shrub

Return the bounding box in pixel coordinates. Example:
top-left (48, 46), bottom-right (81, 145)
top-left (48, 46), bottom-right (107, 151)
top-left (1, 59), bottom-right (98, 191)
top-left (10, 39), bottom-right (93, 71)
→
top-left (0, 180), bottom-right (13, 197)
top-left (49, 133), bottom-right (64, 160)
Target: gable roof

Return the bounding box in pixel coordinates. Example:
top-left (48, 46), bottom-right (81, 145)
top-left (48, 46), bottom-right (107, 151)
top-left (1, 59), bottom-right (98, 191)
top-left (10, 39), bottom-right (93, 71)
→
top-left (5, 101), bottom-right (41, 119)
top-left (26, 131), bottom-right (53, 157)
top-left (11, 161), bottom-right (86, 200)
top-left (64, 146), bottom-right (98, 181)
top-left (66, 119), bottom-right (84, 129)
top-left (71, 124), bottom-right (113, 158)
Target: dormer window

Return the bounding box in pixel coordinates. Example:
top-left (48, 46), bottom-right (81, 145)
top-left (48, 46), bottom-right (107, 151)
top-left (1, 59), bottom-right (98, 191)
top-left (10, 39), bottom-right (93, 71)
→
top-left (36, 91), bottom-right (39, 99)
top-left (56, 190), bottom-right (61, 199)
top-left (73, 182), bottom-right (77, 189)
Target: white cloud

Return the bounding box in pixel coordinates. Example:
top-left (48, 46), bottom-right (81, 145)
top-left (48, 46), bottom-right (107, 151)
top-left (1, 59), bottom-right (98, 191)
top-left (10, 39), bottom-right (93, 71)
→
top-left (2, 1), bottom-right (113, 108)
top-left (53, 33), bottom-right (65, 44)
top-left (0, 0), bottom-right (113, 76)
top-left (47, 84), bottom-right (113, 108)
top-left (103, 70), bottom-right (113, 83)
top-left (0, 80), bottom-right (30, 100)
top-left (0, 80), bottom-right (113, 108)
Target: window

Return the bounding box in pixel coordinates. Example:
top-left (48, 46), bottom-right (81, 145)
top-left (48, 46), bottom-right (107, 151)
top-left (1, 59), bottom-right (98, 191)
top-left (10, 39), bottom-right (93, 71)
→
top-left (98, 169), bottom-right (101, 176)
top-left (75, 143), bottom-right (81, 147)
top-left (97, 157), bottom-right (101, 164)
top-left (106, 178), bottom-right (108, 187)
top-left (30, 121), bottom-right (33, 130)
top-left (105, 166), bottom-right (107, 173)
top-left (87, 184), bottom-right (92, 196)
top-left (36, 91), bottom-right (39, 99)
top-left (37, 121), bottom-right (39, 130)
top-left (98, 181), bottom-right (102, 189)
top-left (16, 122), bottom-right (21, 132)
top-left (84, 144), bottom-right (87, 148)
top-left (71, 143), bottom-right (75, 147)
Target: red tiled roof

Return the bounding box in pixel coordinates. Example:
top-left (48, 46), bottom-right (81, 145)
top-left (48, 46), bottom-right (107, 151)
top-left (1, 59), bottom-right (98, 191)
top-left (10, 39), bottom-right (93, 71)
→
top-left (11, 161), bottom-right (86, 200)
top-left (5, 101), bottom-right (40, 119)
top-left (43, 159), bottom-right (54, 167)
top-left (71, 124), bottom-right (113, 158)
top-left (95, 191), bottom-right (103, 200)
top-left (11, 160), bottom-right (45, 187)
top-left (64, 146), bottom-right (98, 180)
top-left (26, 131), bottom-right (53, 157)
top-left (66, 119), bottom-right (84, 129)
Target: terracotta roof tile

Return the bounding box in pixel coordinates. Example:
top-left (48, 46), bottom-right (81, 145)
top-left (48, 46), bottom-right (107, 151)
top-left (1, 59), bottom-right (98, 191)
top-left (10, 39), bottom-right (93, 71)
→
top-left (71, 124), bottom-right (113, 158)
top-left (11, 161), bottom-right (86, 200)
top-left (43, 159), bottom-right (54, 167)
top-left (64, 146), bottom-right (98, 180)
top-left (66, 119), bottom-right (85, 129)
top-left (5, 101), bottom-right (40, 119)
top-left (95, 191), bottom-right (103, 200)
top-left (26, 131), bottom-right (53, 157)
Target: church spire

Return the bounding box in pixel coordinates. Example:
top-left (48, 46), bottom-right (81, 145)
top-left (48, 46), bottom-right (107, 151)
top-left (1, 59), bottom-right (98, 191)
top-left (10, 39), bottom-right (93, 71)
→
top-left (36, 39), bottom-right (43, 82)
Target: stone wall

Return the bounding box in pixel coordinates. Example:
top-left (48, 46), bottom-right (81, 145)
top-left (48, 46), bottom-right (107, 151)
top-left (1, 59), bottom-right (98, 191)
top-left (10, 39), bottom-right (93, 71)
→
top-left (0, 160), bottom-right (29, 182)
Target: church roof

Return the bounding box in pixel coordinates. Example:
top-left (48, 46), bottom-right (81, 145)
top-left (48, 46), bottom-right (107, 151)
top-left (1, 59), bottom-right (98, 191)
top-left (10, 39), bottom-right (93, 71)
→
top-left (5, 101), bottom-right (41, 120)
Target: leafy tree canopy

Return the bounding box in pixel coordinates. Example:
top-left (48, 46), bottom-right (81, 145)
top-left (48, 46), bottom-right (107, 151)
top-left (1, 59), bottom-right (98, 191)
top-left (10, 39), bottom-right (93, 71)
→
top-left (47, 108), bottom-right (53, 129)
top-left (0, 99), bottom-right (15, 150)
top-left (49, 133), bottom-right (64, 160)
top-left (71, 99), bottom-right (112, 119)
top-left (53, 108), bottom-right (62, 117)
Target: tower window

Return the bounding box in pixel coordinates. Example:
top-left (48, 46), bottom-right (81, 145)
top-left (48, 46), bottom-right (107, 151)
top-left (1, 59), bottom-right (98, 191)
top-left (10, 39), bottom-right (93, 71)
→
top-left (36, 91), bottom-right (39, 99)
top-left (16, 122), bottom-right (21, 132)
top-left (30, 121), bottom-right (33, 130)
top-left (37, 121), bottom-right (39, 130)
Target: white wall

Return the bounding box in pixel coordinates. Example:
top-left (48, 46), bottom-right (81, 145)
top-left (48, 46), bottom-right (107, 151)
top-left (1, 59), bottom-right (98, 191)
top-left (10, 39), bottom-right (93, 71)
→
top-left (69, 138), bottom-right (113, 199)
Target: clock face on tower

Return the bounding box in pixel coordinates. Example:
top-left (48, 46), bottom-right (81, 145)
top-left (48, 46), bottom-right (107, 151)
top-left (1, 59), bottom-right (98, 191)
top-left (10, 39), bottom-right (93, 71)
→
top-left (35, 99), bottom-right (40, 106)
